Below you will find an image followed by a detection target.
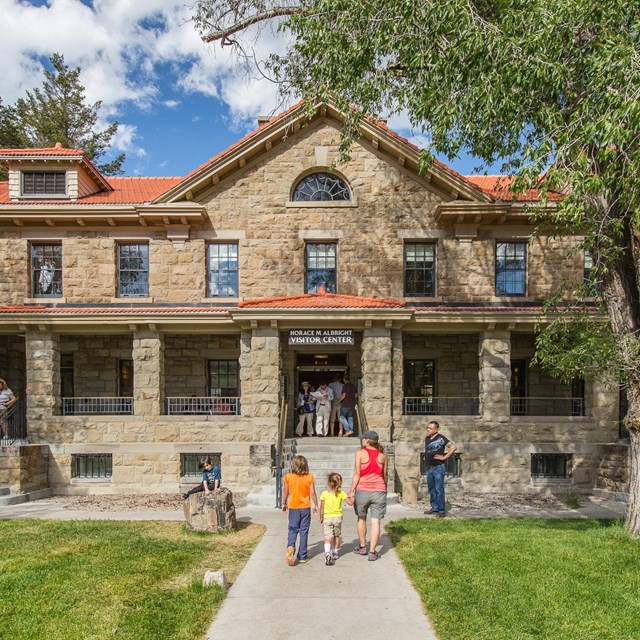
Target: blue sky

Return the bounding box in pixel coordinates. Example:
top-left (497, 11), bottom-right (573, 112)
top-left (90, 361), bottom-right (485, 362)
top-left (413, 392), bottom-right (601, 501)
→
top-left (1, 0), bottom-right (500, 178)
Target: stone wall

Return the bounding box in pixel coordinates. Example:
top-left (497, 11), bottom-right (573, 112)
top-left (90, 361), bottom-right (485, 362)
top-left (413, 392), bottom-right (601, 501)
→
top-left (59, 335), bottom-right (132, 397)
top-left (0, 444), bottom-right (49, 493)
top-left (164, 334), bottom-right (240, 397)
top-left (393, 414), bottom-right (607, 495)
top-left (0, 123), bottom-right (585, 306)
top-left (403, 333), bottom-right (479, 398)
top-left (594, 444), bottom-right (630, 498)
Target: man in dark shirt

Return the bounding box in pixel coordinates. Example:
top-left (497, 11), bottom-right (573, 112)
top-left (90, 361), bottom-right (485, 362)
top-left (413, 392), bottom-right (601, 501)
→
top-left (338, 375), bottom-right (357, 436)
top-left (423, 420), bottom-right (457, 517)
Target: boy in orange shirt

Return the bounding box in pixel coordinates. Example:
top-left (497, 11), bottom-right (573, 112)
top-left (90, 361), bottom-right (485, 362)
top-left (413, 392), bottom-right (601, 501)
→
top-left (282, 455), bottom-right (318, 565)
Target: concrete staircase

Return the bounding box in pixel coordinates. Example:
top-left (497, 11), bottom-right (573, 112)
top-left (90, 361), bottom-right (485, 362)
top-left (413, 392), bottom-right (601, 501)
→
top-left (288, 437), bottom-right (361, 490)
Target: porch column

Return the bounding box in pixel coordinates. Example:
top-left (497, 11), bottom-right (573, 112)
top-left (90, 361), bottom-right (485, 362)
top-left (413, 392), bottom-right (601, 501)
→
top-left (391, 329), bottom-right (404, 419)
top-left (25, 331), bottom-right (61, 425)
top-left (361, 327), bottom-right (393, 442)
top-left (240, 327), bottom-right (281, 432)
top-left (478, 330), bottom-right (511, 420)
top-left (133, 330), bottom-right (164, 416)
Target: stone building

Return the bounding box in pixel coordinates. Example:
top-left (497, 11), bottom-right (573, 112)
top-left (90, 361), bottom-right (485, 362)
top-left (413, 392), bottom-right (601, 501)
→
top-left (0, 100), bottom-right (627, 499)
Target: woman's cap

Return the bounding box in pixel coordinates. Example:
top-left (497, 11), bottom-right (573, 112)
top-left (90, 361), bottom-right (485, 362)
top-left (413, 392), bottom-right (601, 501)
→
top-left (361, 430), bottom-right (379, 442)
top-left (301, 381), bottom-right (310, 386)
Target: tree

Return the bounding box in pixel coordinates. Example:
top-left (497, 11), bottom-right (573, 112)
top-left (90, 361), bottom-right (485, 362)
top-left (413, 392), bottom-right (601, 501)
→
top-left (9, 53), bottom-right (125, 175)
top-left (0, 98), bottom-right (28, 179)
top-left (194, 0), bottom-right (640, 534)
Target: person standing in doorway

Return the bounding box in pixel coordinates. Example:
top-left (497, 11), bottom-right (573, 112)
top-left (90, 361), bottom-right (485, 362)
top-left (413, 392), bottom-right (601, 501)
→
top-left (328, 375), bottom-right (343, 437)
top-left (339, 375), bottom-right (357, 436)
top-left (423, 421), bottom-right (457, 517)
top-left (296, 381), bottom-right (316, 437)
top-left (311, 381), bottom-right (334, 437)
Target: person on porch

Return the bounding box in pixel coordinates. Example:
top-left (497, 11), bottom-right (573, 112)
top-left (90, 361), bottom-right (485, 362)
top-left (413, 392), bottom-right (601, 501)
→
top-left (296, 381), bottom-right (316, 437)
top-left (338, 375), bottom-right (357, 436)
top-left (311, 381), bottom-right (334, 437)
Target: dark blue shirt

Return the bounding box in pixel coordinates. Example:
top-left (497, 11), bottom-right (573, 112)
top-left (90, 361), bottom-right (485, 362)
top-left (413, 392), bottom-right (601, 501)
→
top-left (203, 466), bottom-right (222, 483)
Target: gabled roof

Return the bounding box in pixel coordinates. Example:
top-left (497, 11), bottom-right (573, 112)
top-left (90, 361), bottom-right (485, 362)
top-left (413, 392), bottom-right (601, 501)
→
top-left (239, 288), bottom-right (405, 309)
top-left (0, 143), bottom-right (113, 192)
top-left (154, 99), bottom-right (494, 205)
top-left (464, 176), bottom-right (562, 202)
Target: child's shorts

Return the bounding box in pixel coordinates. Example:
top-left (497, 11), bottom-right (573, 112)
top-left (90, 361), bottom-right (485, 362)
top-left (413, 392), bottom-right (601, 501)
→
top-left (354, 490), bottom-right (387, 519)
top-left (323, 516), bottom-right (343, 537)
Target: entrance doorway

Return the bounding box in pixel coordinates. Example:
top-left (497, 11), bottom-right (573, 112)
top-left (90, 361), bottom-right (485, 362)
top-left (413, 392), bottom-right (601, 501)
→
top-left (295, 352), bottom-right (348, 391)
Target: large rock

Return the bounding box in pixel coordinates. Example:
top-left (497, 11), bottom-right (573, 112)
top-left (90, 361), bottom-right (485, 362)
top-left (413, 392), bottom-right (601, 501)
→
top-left (183, 488), bottom-right (237, 533)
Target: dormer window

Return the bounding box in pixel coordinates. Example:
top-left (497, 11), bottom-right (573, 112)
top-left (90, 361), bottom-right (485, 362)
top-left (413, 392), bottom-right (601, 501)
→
top-left (22, 171), bottom-right (66, 196)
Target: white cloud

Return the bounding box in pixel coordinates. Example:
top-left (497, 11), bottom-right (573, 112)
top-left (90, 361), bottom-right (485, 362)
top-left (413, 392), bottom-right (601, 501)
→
top-left (0, 0), bottom-right (292, 131)
top-left (110, 123), bottom-right (146, 157)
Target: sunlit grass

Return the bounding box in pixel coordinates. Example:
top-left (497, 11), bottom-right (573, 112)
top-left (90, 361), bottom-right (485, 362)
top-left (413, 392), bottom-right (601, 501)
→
top-left (387, 518), bottom-right (640, 640)
top-left (0, 520), bottom-right (264, 640)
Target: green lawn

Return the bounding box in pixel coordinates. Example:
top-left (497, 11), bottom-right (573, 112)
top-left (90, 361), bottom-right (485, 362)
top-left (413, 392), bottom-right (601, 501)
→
top-left (387, 518), bottom-right (640, 640)
top-left (0, 520), bottom-right (264, 640)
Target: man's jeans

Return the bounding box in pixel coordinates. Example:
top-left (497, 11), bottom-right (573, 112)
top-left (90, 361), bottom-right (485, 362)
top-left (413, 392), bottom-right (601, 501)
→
top-left (339, 406), bottom-right (355, 433)
top-left (287, 507), bottom-right (311, 559)
top-left (426, 464), bottom-right (446, 513)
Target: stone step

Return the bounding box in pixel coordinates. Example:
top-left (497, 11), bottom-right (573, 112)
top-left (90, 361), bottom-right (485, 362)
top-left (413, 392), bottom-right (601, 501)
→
top-left (0, 488), bottom-right (52, 506)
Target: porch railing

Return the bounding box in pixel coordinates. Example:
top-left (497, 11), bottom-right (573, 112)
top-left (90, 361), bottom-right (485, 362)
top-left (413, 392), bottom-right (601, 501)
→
top-left (62, 397), bottom-right (133, 416)
top-left (166, 397), bottom-right (241, 415)
top-left (0, 399), bottom-right (26, 445)
top-left (404, 396), bottom-right (480, 416)
top-left (510, 397), bottom-right (586, 417)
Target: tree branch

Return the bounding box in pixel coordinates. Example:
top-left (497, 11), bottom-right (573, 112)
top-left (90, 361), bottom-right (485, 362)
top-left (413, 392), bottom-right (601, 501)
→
top-left (202, 6), bottom-right (301, 43)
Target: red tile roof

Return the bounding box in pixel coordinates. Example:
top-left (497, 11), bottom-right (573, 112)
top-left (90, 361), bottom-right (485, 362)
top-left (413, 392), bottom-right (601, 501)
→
top-left (239, 289), bottom-right (405, 309)
top-left (463, 176), bottom-right (562, 202)
top-left (0, 306), bottom-right (230, 314)
top-left (0, 177), bottom-right (183, 205)
top-left (0, 146), bottom-right (85, 157)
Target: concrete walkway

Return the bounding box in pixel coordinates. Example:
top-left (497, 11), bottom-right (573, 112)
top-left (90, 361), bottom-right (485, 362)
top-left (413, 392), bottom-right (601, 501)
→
top-left (0, 498), bottom-right (626, 640)
top-left (206, 504), bottom-right (437, 640)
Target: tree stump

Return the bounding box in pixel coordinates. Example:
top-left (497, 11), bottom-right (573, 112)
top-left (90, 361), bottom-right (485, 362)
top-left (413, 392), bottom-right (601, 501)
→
top-left (183, 488), bottom-right (237, 533)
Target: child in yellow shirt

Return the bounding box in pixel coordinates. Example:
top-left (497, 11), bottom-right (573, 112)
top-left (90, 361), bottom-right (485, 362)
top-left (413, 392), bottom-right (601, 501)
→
top-left (319, 472), bottom-right (355, 566)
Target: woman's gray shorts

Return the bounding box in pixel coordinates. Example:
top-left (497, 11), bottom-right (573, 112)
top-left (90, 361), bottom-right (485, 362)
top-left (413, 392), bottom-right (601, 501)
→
top-left (354, 490), bottom-right (387, 520)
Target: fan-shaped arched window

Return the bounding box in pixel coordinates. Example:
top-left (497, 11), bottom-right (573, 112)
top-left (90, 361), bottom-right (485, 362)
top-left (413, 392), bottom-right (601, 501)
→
top-left (292, 172), bottom-right (351, 202)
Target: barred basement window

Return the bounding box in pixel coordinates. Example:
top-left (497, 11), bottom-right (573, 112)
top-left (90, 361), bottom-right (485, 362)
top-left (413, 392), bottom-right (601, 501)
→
top-left (72, 454), bottom-right (112, 479)
top-left (531, 453), bottom-right (572, 479)
top-left (181, 453), bottom-right (222, 478)
top-left (22, 171), bottom-right (66, 195)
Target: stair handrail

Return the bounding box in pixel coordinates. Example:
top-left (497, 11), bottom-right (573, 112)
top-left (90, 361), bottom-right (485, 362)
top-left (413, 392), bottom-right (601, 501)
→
top-left (275, 396), bottom-right (288, 509)
top-left (0, 397), bottom-right (26, 446)
top-left (355, 398), bottom-right (367, 437)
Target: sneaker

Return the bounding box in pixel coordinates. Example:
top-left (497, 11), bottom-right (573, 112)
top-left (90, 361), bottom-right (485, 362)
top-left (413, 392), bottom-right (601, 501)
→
top-left (436, 512), bottom-right (446, 518)
top-left (332, 549), bottom-right (340, 559)
top-left (285, 546), bottom-right (296, 566)
top-left (353, 545), bottom-right (368, 556)
top-left (424, 508), bottom-right (438, 515)
top-left (368, 551), bottom-right (380, 562)
top-left (325, 553), bottom-right (334, 566)
top-left (344, 431), bottom-right (354, 437)
top-left (297, 557), bottom-right (309, 564)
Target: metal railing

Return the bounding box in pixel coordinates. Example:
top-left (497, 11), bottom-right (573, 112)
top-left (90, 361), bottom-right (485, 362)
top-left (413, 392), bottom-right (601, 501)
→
top-left (404, 397), bottom-right (480, 416)
top-left (510, 397), bottom-right (586, 417)
top-left (274, 397), bottom-right (288, 509)
top-left (62, 397), bottom-right (133, 416)
top-left (165, 397), bottom-right (241, 415)
top-left (0, 399), bottom-right (26, 446)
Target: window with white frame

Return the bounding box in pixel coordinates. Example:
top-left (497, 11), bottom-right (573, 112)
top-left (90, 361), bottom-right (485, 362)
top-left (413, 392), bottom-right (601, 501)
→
top-left (117, 243), bottom-right (149, 297)
top-left (207, 243), bottom-right (239, 297)
top-left (496, 241), bottom-right (527, 296)
top-left (404, 243), bottom-right (436, 296)
top-left (305, 242), bottom-right (337, 293)
top-left (31, 243), bottom-right (63, 297)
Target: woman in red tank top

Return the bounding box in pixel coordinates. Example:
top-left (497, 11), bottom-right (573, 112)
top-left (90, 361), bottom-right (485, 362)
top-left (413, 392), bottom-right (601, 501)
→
top-left (346, 430), bottom-right (387, 561)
